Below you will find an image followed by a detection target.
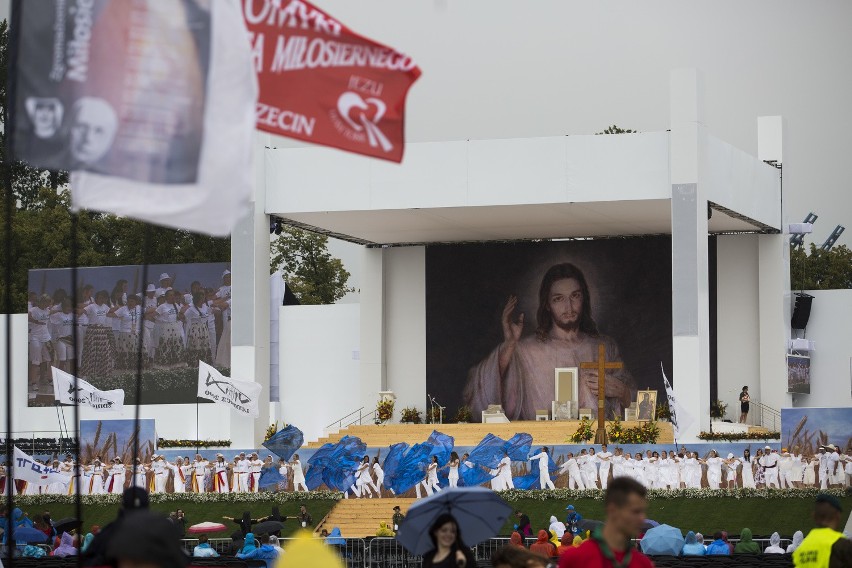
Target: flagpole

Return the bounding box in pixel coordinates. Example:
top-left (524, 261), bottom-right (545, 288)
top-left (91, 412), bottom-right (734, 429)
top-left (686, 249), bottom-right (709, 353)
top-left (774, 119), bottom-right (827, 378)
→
top-left (195, 396), bottom-right (200, 455)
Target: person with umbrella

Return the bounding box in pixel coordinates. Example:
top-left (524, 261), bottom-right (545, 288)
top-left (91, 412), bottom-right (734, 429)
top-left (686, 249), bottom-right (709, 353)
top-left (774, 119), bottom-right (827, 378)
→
top-left (558, 477), bottom-right (653, 568)
top-left (420, 514), bottom-right (475, 568)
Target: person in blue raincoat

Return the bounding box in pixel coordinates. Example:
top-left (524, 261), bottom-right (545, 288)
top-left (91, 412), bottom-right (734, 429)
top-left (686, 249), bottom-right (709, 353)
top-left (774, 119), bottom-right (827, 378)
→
top-left (565, 505), bottom-right (583, 536)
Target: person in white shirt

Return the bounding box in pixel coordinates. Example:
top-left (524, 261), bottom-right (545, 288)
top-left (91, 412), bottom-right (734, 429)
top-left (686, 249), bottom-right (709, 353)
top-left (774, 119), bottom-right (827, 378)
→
top-left (80, 290), bottom-right (115, 378)
top-left (424, 456), bottom-right (441, 494)
top-left (49, 299), bottom-right (75, 373)
top-left (351, 456), bottom-right (374, 498)
top-left (597, 444), bottom-right (613, 489)
top-left (155, 273), bottom-right (173, 298)
top-left (108, 294), bottom-right (144, 370)
top-left (701, 450), bottom-right (723, 489)
top-left (499, 452), bottom-right (514, 490)
top-left (529, 447), bottom-right (555, 490)
top-left (369, 456), bottom-right (385, 496)
top-left (149, 290), bottom-right (186, 369)
top-left (131, 458), bottom-right (148, 490)
top-left (182, 291), bottom-right (217, 365)
top-left (143, 284), bottom-right (157, 361)
top-left (192, 454), bottom-right (210, 493)
top-left (28, 294), bottom-right (53, 392)
top-left (291, 454), bottom-right (308, 492)
top-left (213, 270), bottom-right (232, 368)
top-left (177, 457), bottom-right (193, 493)
top-left (559, 452), bottom-right (583, 490)
top-left (105, 458), bottom-right (126, 494)
top-left (235, 452), bottom-right (251, 493)
top-left (844, 448), bottom-right (852, 488)
top-left (778, 451), bottom-right (794, 489)
top-left (741, 449), bottom-right (756, 489)
top-left (761, 446), bottom-right (780, 489)
top-left (88, 459), bottom-right (106, 495)
top-left (632, 452), bottom-right (648, 487)
top-left (826, 445), bottom-right (842, 487)
top-left (212, 454), bottom-right (231, 493)
top-left (724, 453), bottom-right (741, 488)
top-left (248, 452), bottom-right (263, 493)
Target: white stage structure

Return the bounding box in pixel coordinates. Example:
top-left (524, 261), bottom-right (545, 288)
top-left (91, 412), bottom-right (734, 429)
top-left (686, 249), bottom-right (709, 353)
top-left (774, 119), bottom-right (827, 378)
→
top-left (255, 69), bottom-right (789, 443)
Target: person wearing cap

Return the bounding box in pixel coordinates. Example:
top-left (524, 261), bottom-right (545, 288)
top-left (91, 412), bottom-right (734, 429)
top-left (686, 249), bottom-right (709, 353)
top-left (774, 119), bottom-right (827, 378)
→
top-left (131, 458), bottom-right (148, 490)
top-left (779, 449), bottom-right (794, 489)
top-left (760, 446), bottom-right (780, 489)
top-left (155, 273), bottom-right (173, 297)
top-left (108, 294), bottom-right (144, 370)
top-left (793, 494), bottom-right (852, 568)
top-left (105, 458), bottom-right (126, 494)
top-left (213, 270), bottom-right (232, 368)
top-left (723, 453), bottom-right (740, 488)
top-left (151, 455), bottom-right (169, 494)
top-left (248, 452), bottom-right (263, 493)
top-left (191, 454), bottom-right (210, 493)
top-left (829, 445), bottom-right (843, 487)
top-left (391, 506), bottom-right (405, 532)
top-left (213, 454), bottom-right (231, 493)
top-left (235, 452), bottom-right (251, 493)
top-left (148, 289), bottom-right (186, 369)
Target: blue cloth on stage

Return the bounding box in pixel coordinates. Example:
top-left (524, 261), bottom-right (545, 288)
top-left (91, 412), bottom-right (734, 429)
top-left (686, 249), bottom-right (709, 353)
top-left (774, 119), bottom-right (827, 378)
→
top-left (305, 436), bottom-right (367, 491)
top-left (383, 442), bottom-right (433, 494)
top-left (381, 442), bottom-right (408, 491)
top-left (503, 433), bottom-right (533, 461)
top-left (513, 449), bottom-right (557, 490)
top-left (258, 466), bottom-right (284, 489)
top-left (467, 433), bottom-right (507, 469)
top-left (262, 425), bottom-right (304, 461)
top-left (459, 461), bottom-right (494, 487)
top-left (426, 430), bottom-right (454, 467)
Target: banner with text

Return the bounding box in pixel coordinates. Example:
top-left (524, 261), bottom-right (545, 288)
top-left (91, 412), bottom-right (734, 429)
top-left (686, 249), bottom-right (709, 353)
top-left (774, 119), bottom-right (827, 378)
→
top-left (197, 361), bottom-right (261, 418)
top-left (243, 0), bottom-right (421, 162)
top-left (52, 367), bottom-right (125, 413)
top-left (13, 446), bottom-right (69, 486)
top-left (662, 363), bottom-right (693, 440)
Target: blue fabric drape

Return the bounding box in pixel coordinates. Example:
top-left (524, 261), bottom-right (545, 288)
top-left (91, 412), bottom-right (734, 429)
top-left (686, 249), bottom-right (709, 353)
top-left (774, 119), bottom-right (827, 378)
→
top-left (426, 430), bottom-right (455, 467)
top-left (261, 425), bottom-right (304, 461)
top-left (305, 436), bottom-right (367, 491)
top-left (503, 433), bottom-right (533, 461)
top-left (467, 434), bottom-right (507, 469)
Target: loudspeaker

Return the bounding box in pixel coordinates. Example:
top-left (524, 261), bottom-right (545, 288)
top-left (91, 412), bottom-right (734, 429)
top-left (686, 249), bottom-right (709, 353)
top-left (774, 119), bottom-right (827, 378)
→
top-left (791, 293), bottom-right (814, 330)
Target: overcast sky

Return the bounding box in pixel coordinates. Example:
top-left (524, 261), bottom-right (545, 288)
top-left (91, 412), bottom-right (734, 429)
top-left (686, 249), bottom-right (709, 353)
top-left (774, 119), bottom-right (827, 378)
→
top-left (4, 1), bottom-right (849, 297)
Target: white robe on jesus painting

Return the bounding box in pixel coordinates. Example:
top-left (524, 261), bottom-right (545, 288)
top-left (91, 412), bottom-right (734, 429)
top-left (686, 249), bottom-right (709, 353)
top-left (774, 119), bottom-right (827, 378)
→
top-left (464, 331), bottom-right (635, 421)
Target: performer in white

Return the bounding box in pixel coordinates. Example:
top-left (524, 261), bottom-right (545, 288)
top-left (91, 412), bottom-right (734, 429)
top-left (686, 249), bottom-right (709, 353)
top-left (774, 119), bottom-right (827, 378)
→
top-left (741, 449), bottom-right (755, 489)
top-left (167, 457), bottom-right (186, 494)
top-left (632, 452), bottom-right (647, 487)
top-left (353, 456), bottom-right (376, 498)
top-left (213, 270), bottom-right (232, 368)
top-left (88, 458), bottom-right (106, 494)
top-left (248, 452), bottom-right (263, 493)
top-left (844, 448), bottom-right (852, 488)
top-left (213, 454), bottom-right (230, 493)
top-left (499, 452), bottom-right (515, 490)
top-left (597, 444), bottom-right (612, 489)
top-left (789, 450), bottom-right (804, 488)
top-left (277, 458), bottom-right (290, 492)
top-left (724, 453), bottom-right (740, 488)
top-left (192, 454), bottom-right (209, 493)
top-left (370, 456), bottom-right (385, 496)
top-left (683, 452), bottom-right (701, 489)
top-left (235, 452), bottom-right (250, 493)
top-left (424, 456), bottom-right (441, 494)
top-left (778, 451), bottom-right (794, 489)
top-left (610, 448), bottom-right (625, 481)
top-left (291, 454), bottom-right (308, 492)
top-left (28, 294), bottom-right (53, 392)
top-left (701, 450), bottom-right (723, 489)
top-left (827, 445), bottom-right (842, 487)
top-left (529, 446), bottom-right (555, 490)
top-left (50, 300), bottom-right (75, 373)
top-left (178, 457), bottom-right (193, 493)
top-left (131, 458), bottom-right (148, 490)
top-left (558, 452), bottom-right (585, 490)
top-left (447, 452), bottom-right (460, 489)
top-left (47, 460), bottom-right (67, 494)
top-left (106, 458), bottom-right (126, 494)
top-left (578, 449), bottom-right (597, 489)
top-left (761, 446), bottom-right (780, 489)
top-left (143, 285), bottom-right (157, 360)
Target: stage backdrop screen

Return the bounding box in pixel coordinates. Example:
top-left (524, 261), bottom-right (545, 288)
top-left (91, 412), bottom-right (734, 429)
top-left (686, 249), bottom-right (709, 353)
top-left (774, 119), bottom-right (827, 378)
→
top-left (781, 407), bottom-right (851, 456)
top-left (426, 237), bottom-right (673, 422)
top-left (26, 262), bottom-right (230, 407)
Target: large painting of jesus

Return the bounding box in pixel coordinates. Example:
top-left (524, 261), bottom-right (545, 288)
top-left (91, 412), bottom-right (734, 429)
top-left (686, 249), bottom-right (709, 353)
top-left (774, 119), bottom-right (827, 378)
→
top-left (426, 237), bottom-right (673, 422)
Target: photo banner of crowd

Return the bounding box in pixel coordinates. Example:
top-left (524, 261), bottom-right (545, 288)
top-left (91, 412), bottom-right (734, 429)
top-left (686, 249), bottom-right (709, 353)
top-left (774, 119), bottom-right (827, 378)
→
top-left (26, 262), bottom-right (231, 407)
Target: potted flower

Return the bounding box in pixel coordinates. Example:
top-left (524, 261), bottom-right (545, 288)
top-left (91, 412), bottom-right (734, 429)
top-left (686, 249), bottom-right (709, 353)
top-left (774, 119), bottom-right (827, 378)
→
top-left (455, 405), bottom-right (472, 424)
top-left (376, 399), bottom-right (394, 424)
top-left (400, 406), bottom-right (423, 424)
top-left (656, 402), bottom-right (672, 422)
top-left (710, 399), bottom-right (728, 420)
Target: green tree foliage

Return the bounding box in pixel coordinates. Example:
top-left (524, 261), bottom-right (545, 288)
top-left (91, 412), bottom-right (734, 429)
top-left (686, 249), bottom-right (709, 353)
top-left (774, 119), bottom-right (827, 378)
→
top-left (270, 226), bottom-right (354, 304)
top-left (790, 243), bottom-right (852, 290)
top-left (596, 124), bottom-right (637, 134)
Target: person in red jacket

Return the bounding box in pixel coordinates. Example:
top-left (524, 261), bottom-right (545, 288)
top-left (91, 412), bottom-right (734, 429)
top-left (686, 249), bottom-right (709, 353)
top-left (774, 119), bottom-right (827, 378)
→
top-left (559, 477), bottom-right (653, 568)
top-left (530, 529), bottom-right (557, 558)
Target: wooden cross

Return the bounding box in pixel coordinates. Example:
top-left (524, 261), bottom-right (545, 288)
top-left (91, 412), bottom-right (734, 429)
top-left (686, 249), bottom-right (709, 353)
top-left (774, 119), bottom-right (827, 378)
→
top-left (580, 343), bottom-right (624, 444)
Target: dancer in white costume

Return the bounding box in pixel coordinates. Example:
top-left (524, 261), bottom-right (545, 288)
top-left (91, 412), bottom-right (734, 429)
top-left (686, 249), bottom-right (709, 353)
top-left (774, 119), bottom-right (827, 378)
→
top-left (369, 456), bottom-right (385, 496)
top-left (213, 455), bottom-right (231, 493)
top-left (702, 451), bottom-right (723, 489)
top-left (499, 452), bottom-right (514, 490)
top-left (192, 454), bottom-right (209, 493)
top-left (88, 459), bottom-right (106, 494)
top-left (597, 445), bottom-right (612, 489)
top-left (424, 456), bottom-right (441, 494)
top-left (235, 453), bottom-right (250, 493)
top-left (291, 454), bottom-right (308, 492)
top-left (559, 453), bottom-right (585, 490)
top-left (761, 446), bottom-right (780, 488)
top-left (447, 452), bottom-right (460, 489)
top-left (248, 453), bottom-right (263, 493)
top-left (741, 449), bottom-right (755, 489)
top-left (529, 447), bottom-right (555, 490)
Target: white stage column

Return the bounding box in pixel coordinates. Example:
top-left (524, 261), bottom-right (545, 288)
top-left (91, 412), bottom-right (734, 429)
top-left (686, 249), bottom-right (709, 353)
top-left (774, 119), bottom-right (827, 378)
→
top-left (229, 133), bottom-right (272, 447)
top-left (360, 248), bottom-right (386, 416)
top-left (670, 68), bottom-right (711, 439)
top-left (757, 117), bottom-right (792, 414)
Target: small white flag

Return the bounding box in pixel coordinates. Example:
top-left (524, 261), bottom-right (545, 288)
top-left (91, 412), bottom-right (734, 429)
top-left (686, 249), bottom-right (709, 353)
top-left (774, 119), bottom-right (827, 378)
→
top-left (661, 362), bottom-right (694, 440)
top-left (52, 366), bottom-right (125, 414)
top-left (12, 446), bottom-right (69, 486)
top-left (197, 361), bottom-right (261, 418)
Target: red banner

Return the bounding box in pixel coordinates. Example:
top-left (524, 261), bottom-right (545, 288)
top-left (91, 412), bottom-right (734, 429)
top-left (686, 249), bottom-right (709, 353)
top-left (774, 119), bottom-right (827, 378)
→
top-left (243, 0), bottom-right (421, 163)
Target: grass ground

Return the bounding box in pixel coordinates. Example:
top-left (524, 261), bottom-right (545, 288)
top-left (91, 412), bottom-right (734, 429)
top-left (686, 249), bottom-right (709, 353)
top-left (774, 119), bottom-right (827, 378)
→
top-left (19, 500), bottom-right (336, 538)
top-left (503, 495), bottom-right (852, 538)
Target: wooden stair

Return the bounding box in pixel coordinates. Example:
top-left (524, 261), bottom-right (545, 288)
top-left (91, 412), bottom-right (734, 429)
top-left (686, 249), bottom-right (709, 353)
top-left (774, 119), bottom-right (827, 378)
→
top-left (316, 497), bottom-right (415, 538)
top-left (308, 420), bottom-right (674, 447)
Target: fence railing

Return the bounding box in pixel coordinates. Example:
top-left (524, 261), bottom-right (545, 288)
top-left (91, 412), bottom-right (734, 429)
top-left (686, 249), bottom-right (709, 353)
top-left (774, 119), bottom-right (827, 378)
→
top-left (751, 401), bottom-right (781, 431)
top-left (178, 535), bottom-right (793, 567)
top-left (325, 407), bottom-right (377, 432)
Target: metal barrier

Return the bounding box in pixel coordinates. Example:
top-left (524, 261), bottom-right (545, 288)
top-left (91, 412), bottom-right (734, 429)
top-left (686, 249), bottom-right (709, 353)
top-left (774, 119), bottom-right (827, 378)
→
top-left (181, 538), bottom-right (242, 555)
top-left (474, 537), bottom-right (510, 562)
top-left (366, 537), bottom-right (422, 568)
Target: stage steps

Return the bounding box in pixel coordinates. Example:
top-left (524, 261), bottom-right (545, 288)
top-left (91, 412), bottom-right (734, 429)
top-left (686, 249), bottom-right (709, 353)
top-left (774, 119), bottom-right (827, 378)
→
top-left (316, 497), bottom-right (415, 538)
top-left (308, 420), bottom-right (675, 447)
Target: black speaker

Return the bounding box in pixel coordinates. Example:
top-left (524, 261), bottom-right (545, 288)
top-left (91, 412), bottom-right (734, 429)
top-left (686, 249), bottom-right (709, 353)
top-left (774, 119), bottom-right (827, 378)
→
top-left (791, 293), bottom-right (814, 330)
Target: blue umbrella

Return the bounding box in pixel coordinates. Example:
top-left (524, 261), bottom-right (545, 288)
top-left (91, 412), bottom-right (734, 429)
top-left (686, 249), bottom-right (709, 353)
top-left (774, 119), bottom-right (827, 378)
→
top-left (639, 524), bottom-right (684, 556)
top-left (396, 487), bottom-right (512, 555)
top-left (11, 526), bottom-right (48, 543)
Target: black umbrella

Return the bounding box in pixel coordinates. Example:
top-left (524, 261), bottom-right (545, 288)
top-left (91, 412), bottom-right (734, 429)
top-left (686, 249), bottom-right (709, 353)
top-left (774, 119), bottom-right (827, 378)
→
top-left (54, 517), bottom-right (81, 535)
top-left (252, 520), bottom-right (284, 535)
top-left (577, 519), bottom-right (604, 533)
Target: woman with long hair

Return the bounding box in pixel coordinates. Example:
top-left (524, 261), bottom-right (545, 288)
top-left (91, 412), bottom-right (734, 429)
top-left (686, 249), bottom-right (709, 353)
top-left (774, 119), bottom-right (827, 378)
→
top-left (448, 452), bottom-right (460, 488)
top-left (741, 449), bottom-right (756, 488)
top-left (149, 289), bottom-right (186, 369)
top-left (80, 290), bottom-right (116, 378)
top-left (422, 514), bottom-right (475, 568)
top-left (369, 456), bottom-right (385, 497)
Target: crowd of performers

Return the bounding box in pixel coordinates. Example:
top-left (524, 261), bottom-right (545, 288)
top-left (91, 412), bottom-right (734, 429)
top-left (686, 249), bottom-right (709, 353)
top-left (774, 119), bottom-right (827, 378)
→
top-left (26, 271), bottom-right (231, 390)
top-left (2, 440), bottom-right (849, 497)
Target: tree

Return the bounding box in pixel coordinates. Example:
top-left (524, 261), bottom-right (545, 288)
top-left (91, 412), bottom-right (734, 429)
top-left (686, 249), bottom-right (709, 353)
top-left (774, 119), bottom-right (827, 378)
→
top-left (790, 243), bottom-right (852, 290)
top-left (270, 226), bottom-right (354, 304)
top-left (596, 125), bottom-right (637, 135)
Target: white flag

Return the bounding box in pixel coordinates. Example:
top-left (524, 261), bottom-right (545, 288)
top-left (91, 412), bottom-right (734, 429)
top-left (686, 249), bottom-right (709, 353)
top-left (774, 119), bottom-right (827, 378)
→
top-left (66, 0), bottom-right (258, 236)
top-left (197, 361), bottom-right (261, 418)
top-left (52, 367), bottom-right (125, 413)
top-left (12, 446), bottom-right (69, 486)
top-left (661, 362), bottom-right (694, 440)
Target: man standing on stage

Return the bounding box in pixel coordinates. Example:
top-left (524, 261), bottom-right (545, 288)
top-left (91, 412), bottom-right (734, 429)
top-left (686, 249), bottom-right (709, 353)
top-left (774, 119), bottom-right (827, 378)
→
top-left (761, 446), bottom-right (780, 489)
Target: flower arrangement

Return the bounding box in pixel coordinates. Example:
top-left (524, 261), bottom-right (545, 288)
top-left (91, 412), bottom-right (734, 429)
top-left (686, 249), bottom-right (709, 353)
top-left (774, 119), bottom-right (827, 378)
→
top-left (376, 399), bottom-right (395, 423)
top-left (264, 422), bottom-right (278, 442)
top-left (455, 405), bottom-right (472, 423)
top-left (655, 402), bottom-right (672, 421)
top-left (399, 406), bottom-right (422, 424)
top-left (607, 418), bottom-right (660, 444)
top-left (698, 431), bottom-right (781, 442)
top-left (710, 399), bottom-right (728, 419)
top-left (13, 490), bottom-right (345, 507)
top-left (497, 486), bottom-right (850, 502)
top-left (157, 439), bottom-right (232, 449)
top-left (568, 418), bottom-right (594, 443)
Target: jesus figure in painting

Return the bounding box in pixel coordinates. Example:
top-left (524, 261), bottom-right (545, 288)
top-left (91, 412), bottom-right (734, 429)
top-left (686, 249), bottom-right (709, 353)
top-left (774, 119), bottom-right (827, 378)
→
top-left (464, 262), bottom-right (636, 421)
